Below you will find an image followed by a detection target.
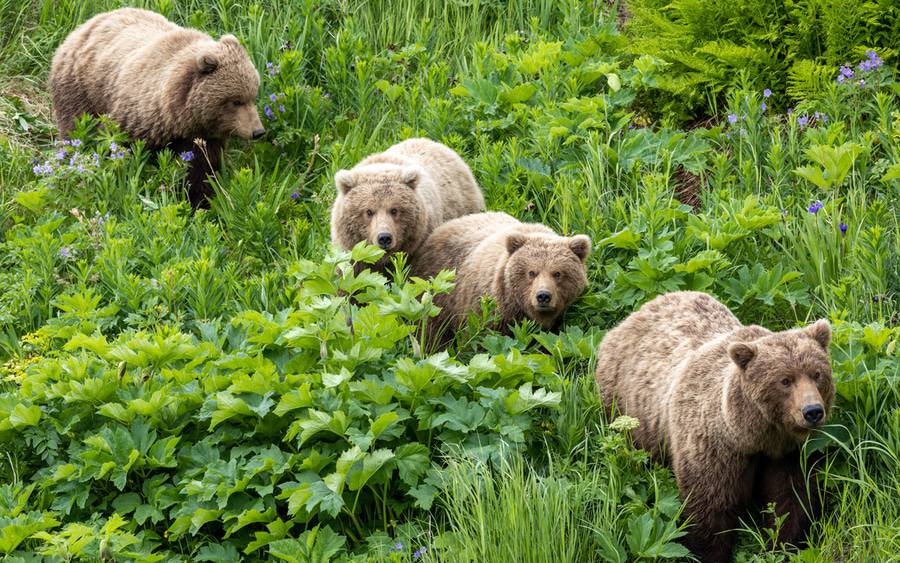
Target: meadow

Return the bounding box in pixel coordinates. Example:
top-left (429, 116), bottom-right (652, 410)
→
top-left (0, 0), bottom-right (898, 561)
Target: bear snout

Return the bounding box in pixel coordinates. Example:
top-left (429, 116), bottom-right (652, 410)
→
top-left (252, 127), bottom-right (265, 139)
top-left (801, 404), bottom-right (825, 426)
top-left (534, 289), bottom-right (554, 309)
top-left (376, 232), bottom-right (394, 250)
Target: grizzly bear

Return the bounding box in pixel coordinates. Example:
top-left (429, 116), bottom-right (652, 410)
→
top-left (48, 8), bottom-right (265, 207)
top-left (595, 291), bottom-right (834, 562)
top-left (330, 138), bottom-right (485, 272)
top-left (413, 212), bottom-right (591, 342)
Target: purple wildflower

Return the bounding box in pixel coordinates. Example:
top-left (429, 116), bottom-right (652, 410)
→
top-left (839, 223), bottom-right (847, 236)
top-left (290, 192), bottom-right (300, 200)
top-left (76, 164), bottom-right (85, 173)
top-left (71, 139), bottom-right (82, 147)
top-left (837, 75), bottom-right (846, 84)
top-left (839, 65), bottom-right (854, 79)
top-left (787, 107), bottom-right (794, 116)
top-left (797, 114), bottom-right (809, 128)
top-left (808, 200), bottom-right (824, 214)
top-left (865, 50), bottom-right (883, 68)
top-left (55, 148), bottom-right (67, 160)
top-left (727, 113), bottom-right (738, 124)
top-left (413, 547), bottom-right (427, 559)
top-left (110, 142), bottom-right (118, 152)
top-left (858, 79), bottom-right (866, 88)
top-left (761, 102), bottom-right (767, 111)
top-left (858, 59), bottom-right (873, 72)
top-left (265, 61), bottom-right (280, 76)
top-left (61, 139), bottom-right (71, 146)
top-left (391, 542), bottom-right (403, 552)
top-left (264, 105), bottom-right (275, 119)
top-left (269, 93), bottom-right (277, 102)
top-left (59, 247), bottom-right (72, 258)
top-left (278, 104), bottom-right (286, 113)
top-left (92, 153), bottom-right (100, 166)
top-left (763, 88), bottom-right (772, 98)
top-left (33, 161), bottom-right (53, 175)
top-left (179, 150), bottom-right (194, 162)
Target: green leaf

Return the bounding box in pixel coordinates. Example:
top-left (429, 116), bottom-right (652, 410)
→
top-left (9, 404), bottom-right (41, 428)
top-left (268, 526), bottom-right (346, 563)
top-left (348, 449), bottom-right (394, 491)
top-left (394, 443), bottom-right (430, 486)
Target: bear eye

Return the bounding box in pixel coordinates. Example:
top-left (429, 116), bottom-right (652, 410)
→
top-left (812, 370), bottom-right (821, 380)
top-left (231, 100), bottom-right (243, 107)
top-left (781, 377), bottom-right (791, 387)
top-left (389, 208), bottom-right (398, 216)
top-left (365, 209), bottom-right (374, 218)
top-left (553, 271), bottom-right (562, 280)
top-left (527, 271), bottom-right (537, 279)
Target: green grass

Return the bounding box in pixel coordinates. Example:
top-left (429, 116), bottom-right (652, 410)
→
top-left (0, 0), bottom-right (898, 561)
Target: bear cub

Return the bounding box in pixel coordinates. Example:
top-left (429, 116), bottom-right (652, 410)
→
top-left (49, 8), bottom-right (264, 207)
top-left (330, 138), bottom-right (484, 272)
top-left (413, 212), bottom-right (591, 342)
top-left (595, 291), bottom-right (834, 562)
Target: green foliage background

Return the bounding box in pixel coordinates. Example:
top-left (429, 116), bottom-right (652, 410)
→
top-left (0, 0), bottom-right (898, 561)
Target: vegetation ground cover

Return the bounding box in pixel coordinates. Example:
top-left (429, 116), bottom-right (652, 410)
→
top-left (0, 0), bottom-right (898, 561)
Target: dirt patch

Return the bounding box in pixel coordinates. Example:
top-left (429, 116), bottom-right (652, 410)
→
top-left (673, 165), bottom-right (703, 211)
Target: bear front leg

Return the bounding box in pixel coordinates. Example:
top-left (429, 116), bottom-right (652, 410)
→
top-left (170, 138), bottom-right (224, 209)
top-left (753, 451), bottom-right (821, 549)
top-left (675, 451), bottom-right (756, 563)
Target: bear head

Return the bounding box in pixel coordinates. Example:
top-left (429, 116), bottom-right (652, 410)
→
top-left (333, 165), bottom-right (428, 257)
top-left (728, 320), bottom-right (834, 439)
top-left (502, 232), bottom-right (591, 329)
top-left (180, 35), bottom-right (264, 141)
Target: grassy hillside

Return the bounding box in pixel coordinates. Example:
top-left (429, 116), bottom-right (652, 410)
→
top-left (0, 0), bottom-right (898, 561)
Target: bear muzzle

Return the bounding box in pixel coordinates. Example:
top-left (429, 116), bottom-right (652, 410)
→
top-left (533, 288), bottom-right (555, 312)
top-left (376, 232), bottom-right (394, 250)
top-left (801, 403), bottom-right (825, 426)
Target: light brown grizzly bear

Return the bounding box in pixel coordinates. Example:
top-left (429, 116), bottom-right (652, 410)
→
top-left (48, 8), bottom-right (265, 207)
top-left (595, 291), bottom-right (834, 562)
top-left (413, 212), bottom-right (591, 342)
top-left (330, 138), bottom-right (485, 272)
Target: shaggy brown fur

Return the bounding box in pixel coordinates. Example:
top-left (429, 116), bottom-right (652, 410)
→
top-left (413, 212), bottom-right (590, 341)
top-left (48, 8), bottom-right (264, 207)
top-left (330, 138), bottom-right (485, 272)
top-left (595, 291), bottom-right (834, 562)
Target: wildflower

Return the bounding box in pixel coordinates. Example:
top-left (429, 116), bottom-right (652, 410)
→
top-left (837, 75), bottom-right (846, 84)
top-left (278, 104), bottom-right (286, 113)
top-left (110, 141), bottom-right (118, 152)
top-left (839, 65), bottom-right (854, 79)
top-left (865, 50), bottom-right (883, 68)
top-left (610, 415), bottom-right (641, 432)
top-left (763, 88), bottom-right (772, 98)
top-left (290, 192), bottom-right (300, 200)
top-left (265, 61), bottom-right (280, 76)
top-left (269, 93), bottom-right (277, 102)
top-left (727, 113), bottom-right (738, 124)
top-left (787, 107), bottom-right (793, 116)
top-left (71, 139), bottom-right (82, 147)
top-left (92, 153), bottom-right (100, 166)
top-left (76, 164), bottom-right (85, 173)
top-left (413, 547), bottom-right (427, 559)
top-left (55, 148), bottom-right (68, 160)
top-left (839, 223), bottom-right (847, 236)
top-left (858, 79), bottom-right (865, 88)
top-left (59, 247), bottom-right (72, 258)
top-left (807, 200), bottom-right (824, 214)
top-left (391, 542), bottom-right (404, 552)
top-left (797, 114), bottom-right (809, 128)
top-left (761, 102), bottom-right (767, 111)
top-left (858, 59), bottom-right (872, 72)
top-left (264, 105), bottom-right (275, 119)
top-left (277, 92), bottom-right (285, 99)
top-left (61, 139), bottom-right (71, 146)
top-left (179, 150), bottom-right (194, 162)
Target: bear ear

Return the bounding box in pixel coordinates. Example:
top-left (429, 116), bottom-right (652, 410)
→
top-left (506, 233), bottom-right (528, 255)
top-left (400, 167), bottom-right (420, 189)
top-left (728, 342), bottom-right (757, 371)
top-left (334, 170), bottom-right (355, 195)
top-left (805, 319), bottom-right (831, 350)
top-left (220, 34), bottom-right (240, 46)
top-left (569, 235), bottom-right (591, 262)
top-left (197, 53), bottom-right (219, 74)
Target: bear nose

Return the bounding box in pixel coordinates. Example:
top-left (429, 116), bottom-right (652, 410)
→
top-left (802, 404), bottom-right (824, 425)
top-left (536, 290), bottom-right (552, 305)
top-left (252, 128), bottom-right (266, 139)
top-left (377, 232), bottom-right (393, 249)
